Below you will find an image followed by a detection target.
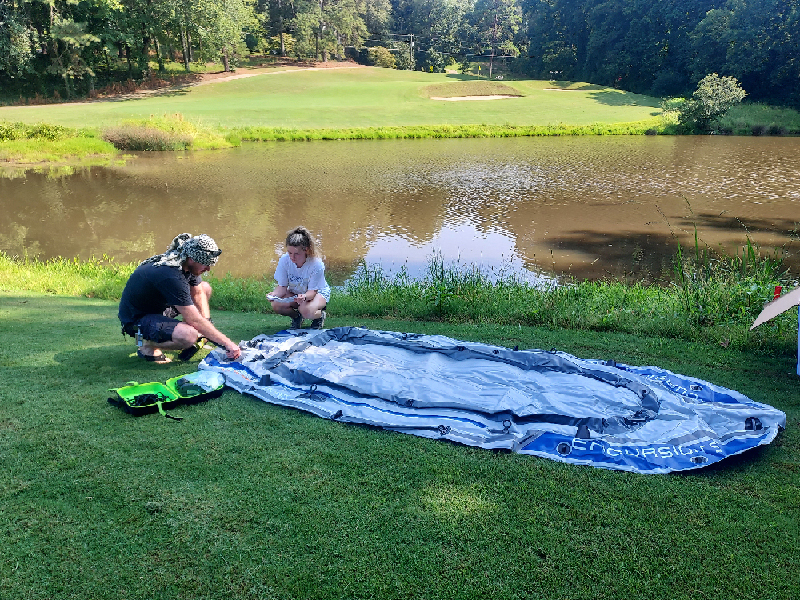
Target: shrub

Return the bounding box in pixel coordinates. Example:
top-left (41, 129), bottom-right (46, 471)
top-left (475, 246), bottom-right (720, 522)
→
top-left (102, 125), bottom-right (192, 151)
top-left (0, 121), bottom-right (27, 141)
top-left (420, 49), bottom-right (446, 73)
top-left (678, 73), bottom-right (747, 132)
top-left (25, 123), bottom-right (70, 140)
top-left (0, 121), bottom-right (70, 141)
top-left (367, 47), bottom-right (396, 69)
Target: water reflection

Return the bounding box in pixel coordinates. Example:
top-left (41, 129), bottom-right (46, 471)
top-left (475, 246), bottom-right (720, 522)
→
top-left (2, 136), bottom-right (799, 284)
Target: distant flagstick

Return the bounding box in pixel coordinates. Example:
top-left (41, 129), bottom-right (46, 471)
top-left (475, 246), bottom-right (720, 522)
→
top-left (750, 286), bottom-right (800, 329)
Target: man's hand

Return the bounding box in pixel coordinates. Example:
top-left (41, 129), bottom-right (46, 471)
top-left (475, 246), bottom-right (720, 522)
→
top-left (225, 344), bottom-right (241, 361)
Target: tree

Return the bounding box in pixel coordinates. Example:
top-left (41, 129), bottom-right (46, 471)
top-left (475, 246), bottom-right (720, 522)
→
top-left (195, 0), bottom-right (255, 71)
top-left (678, 73), bottom-right (746, 132)
top-left (0, 6), bottom-right (38, 79)
top-left (471, 0), bottom-right (521, 78)
top-left (291, 0), bottom-right (367, 61)
top-left (47, 15), bottom-right (101, 98)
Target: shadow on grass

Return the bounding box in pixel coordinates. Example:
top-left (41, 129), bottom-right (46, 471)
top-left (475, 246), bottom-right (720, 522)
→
top-left (588, 89), bottom-right (662, 108)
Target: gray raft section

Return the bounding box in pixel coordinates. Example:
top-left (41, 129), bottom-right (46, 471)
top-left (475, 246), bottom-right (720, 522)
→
top-left (199, 327), bottom-right (786, 474)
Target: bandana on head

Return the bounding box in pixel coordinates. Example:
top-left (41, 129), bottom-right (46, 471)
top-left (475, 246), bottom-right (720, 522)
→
top-left (140, 233), bottom-right (221, 268)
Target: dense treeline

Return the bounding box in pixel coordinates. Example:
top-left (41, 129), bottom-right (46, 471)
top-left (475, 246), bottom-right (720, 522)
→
top-left (2, 0), bottom-right (799, 106)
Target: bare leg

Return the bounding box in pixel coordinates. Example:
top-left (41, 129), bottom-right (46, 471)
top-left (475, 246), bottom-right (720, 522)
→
top-left (139, 322), bottom-right (200, 361)
top-left (270, 300), bottom-right (300, 316)
top-left (297, 295), bottom-right (327, 320)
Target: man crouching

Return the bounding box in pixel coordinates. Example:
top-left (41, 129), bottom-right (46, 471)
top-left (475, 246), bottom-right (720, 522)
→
top-left (118, 233), bottom-right (241, 363)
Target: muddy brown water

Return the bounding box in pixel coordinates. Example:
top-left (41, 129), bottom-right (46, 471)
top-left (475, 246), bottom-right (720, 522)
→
top-left (2, 136), bottom-right (799, 285)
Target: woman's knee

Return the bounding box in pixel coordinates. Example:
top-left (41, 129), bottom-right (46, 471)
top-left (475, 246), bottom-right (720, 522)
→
top-left (299, 298), bottom-right (327, 318)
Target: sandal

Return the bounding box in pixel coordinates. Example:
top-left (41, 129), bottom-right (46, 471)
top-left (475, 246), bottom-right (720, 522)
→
top-left (137, 350), bottom-right (171, 364)
top-left (177, 344), bottom-right (200, 361)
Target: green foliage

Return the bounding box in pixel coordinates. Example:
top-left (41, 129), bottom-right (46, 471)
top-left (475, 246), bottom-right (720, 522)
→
top-left (670, 234), bottom-right (789, 331)
top-left (0, 121), bottom-right (71, 141)
top-left (678, 73), bottom-right (747, 132)
top-left (367, 46), bottom-right (396, 69)
top-left (2, 0), bottom-right (800, 110)
top-left (393, 41), bottom-right (415, 71)
top-left (46, 16), bottom-right (101, 99)
top-left (291, 0), bottom-right (368, 60)
top-left (715, 102), bottom-right (800, 136)
top-left (333, 245), bottom-right (795, 353)
top-left (0, 9), bottom-right (37, 78)
top-left (263, 34), bottom-right (295, 56)
top-left (420, 48), bottom-right (446, 73)
top-left (0, 252), bottom-right (134, 299)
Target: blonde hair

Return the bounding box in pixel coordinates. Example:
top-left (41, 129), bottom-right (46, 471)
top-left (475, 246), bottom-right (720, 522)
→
top-left (285, 226), bottom-right (316, 257)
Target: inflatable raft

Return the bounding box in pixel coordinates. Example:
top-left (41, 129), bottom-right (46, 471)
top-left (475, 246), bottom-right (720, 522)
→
top-left (199, 327), bottom-right (785, 474)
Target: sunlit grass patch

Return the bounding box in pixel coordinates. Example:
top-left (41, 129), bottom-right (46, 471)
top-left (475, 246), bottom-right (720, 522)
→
top-left (422, 81), bottom-right (524, 98)
top-left (0, 252), bottom-right (134, 298)
top-left (234, 119), bottom-right (664, 142)
top-left (0, 135), bottom-right (116, 163)
top-left (420, 483), bottom-right (498, 517)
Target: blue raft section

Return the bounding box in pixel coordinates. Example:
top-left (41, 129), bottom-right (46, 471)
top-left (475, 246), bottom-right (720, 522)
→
top-left (199, 327), bottom-right (786, 474)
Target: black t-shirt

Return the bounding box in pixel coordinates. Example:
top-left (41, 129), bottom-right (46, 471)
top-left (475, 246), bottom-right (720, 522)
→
top-left (118, 262), bottom-right (201, 325)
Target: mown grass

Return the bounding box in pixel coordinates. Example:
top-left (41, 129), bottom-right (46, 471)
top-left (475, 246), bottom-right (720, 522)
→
top-left (3, 67), bottom-right (799, 169)
top-left (1, 289), bottom-right (798, 600)
top-left (0, 67), bottom-right (662, 130)
top-left (421, 80), bottom-right (524, 97)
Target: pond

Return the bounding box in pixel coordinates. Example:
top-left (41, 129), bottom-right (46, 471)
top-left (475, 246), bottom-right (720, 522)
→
top-left (2, 136), bottom-right (800, 285)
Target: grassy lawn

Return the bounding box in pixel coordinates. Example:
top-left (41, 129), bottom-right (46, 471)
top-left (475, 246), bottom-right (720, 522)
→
top-left (1, 290), bottom-right (799, 600)
top-left (0, 67), bottom-right (662, 130)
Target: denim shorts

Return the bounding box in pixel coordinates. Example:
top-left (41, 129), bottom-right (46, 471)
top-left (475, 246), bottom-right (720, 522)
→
top-left (122, 314), bottom-right (180, 344)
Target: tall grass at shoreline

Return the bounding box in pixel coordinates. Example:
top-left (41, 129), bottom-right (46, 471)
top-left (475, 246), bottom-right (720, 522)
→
top-left (2, 239), bottom-right (794, 354)
top-left (101, 115), bottom-right (239, 151)
top-left (233, 120), bottom-right (662, 141)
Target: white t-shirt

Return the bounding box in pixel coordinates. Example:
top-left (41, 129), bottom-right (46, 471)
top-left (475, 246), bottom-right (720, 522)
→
top-left (274, 254), bottom-right (331, 301)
